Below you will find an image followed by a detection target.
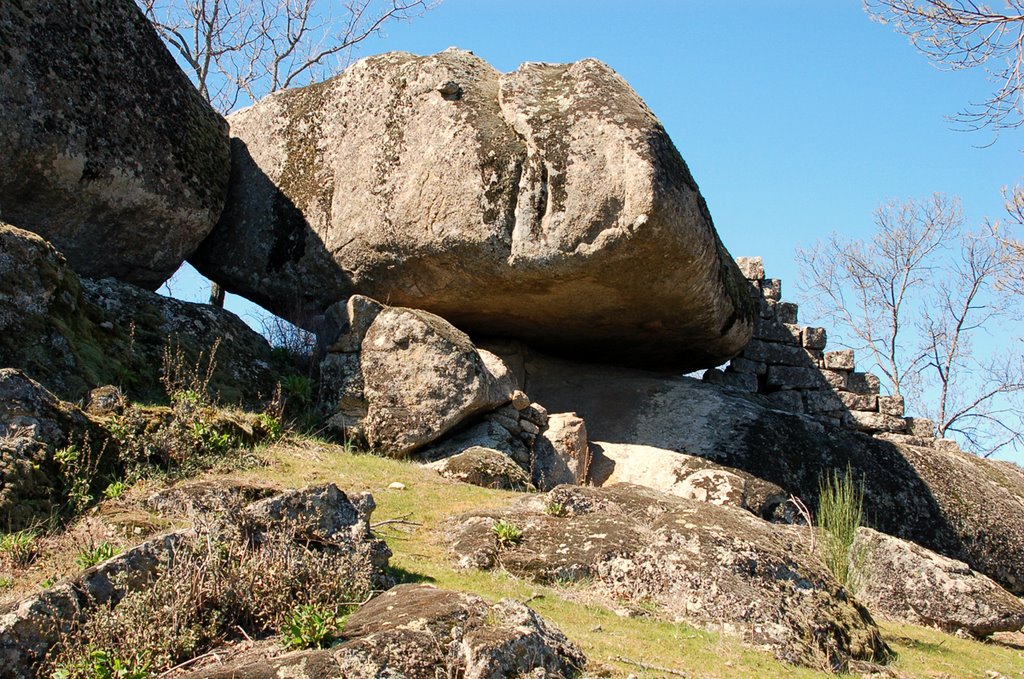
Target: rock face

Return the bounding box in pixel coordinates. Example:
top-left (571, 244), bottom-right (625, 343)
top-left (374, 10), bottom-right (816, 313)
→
top-left (0, 368), bottom-right (113, 530)
top-left (0, 222), bottom-right (278, 404)
top-left (192, 584), bottom-right (587, 679)
top-left (0, 0), bottom-right (230, 289)
top-left (191, 48), bottom-right (754, 371)
top-left (448, 484), bottom-right (889, 669)
top-left (854, 527), bottom-right (1024, 637)
top-left (427, 446), bottom-right (533, 490)
top-left (508, 349), bottom-right (1024, 595)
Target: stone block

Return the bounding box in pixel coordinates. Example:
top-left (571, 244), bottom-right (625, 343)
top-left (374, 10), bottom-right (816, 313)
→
top-left (839, 392), bottom-right (878, 412)
top-left (802, 327), bottom-right (827, 350)
top-left (758, 298), bottom-right (776, 319)
top-left (905, 417), bottom-right (935, 438)
top-left (704, 368), bottom-right (757, 392)
top-left (753, 316), bottom-right (801, 345)
top-left (766, 366), bottom-right (826, 390)
top-left (934, 438), bottom-right (961, 453)
top-left (878, 395), bottom-right (905, 417)
top-left (803, 389), bottom-right (846, 414)
top-left (763, 390), bottom-right (804, 413)
top-left (762, 278), bottom-right (782, 301)
top-left (735, 256), bottom-right (765, 281)
top-left (777, 302), bottom-right (799, 324)
top-left (744, 339), bottom-right (819, 367)
top-left (847, 372), bottom-right (881, 395)
top-left (824, 349), bottom-right (855, 371)
top-left (821, 369), bottom-right (849, 391)
top-left (850, 411), bottom-right (907, 434)
top-left (727, 357), bottom-right (766, 375)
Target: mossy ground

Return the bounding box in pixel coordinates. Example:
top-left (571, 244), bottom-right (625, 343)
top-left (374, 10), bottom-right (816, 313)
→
top-left (5, 431), bottom-right (1023, 678)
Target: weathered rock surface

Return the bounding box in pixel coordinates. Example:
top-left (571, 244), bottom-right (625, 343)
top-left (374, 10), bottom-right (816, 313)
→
top-left (191, 584), bottom-right (587, 679)
top-left (854, 527), bottom-right (1024, 637)
top-left (0, 223), bottom-right (278, 404)
top-left (0, 484), bottom-right (388, 677)
top-left (0, 368), bottom-right (113, 530)
top-left (192, 48), bottom-right (753, 371)
top-left (359, 306), bottom-right (514, 455)
top-left (427, 446), bottom-right (533, 490)
top-left (532, 412), bottom-right (591, 491)
top-left (507, 349), bottom-right (1024, 595)
top-left (448, 484), bottom-right (889, 669)
top-left (0, 0), bottom-right (230, 289)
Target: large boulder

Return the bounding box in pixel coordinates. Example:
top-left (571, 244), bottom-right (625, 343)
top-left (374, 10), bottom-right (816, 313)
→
top-left (448, 484), bottom-right (890, 669)
top-left (854, 527), bottom-right (1024, 637)
top-left (0, 368), bottom-right (113, 530)
top-left (0, 222), bottom-right (278, 404)
top-left (191, 48), bottom-right (754, 371)
top-left (189, 584), bottom-right (587, 679)
top-left (0, 0), bottom-right (230, 289)
top-left (511, 350), bottom-right (1024, 595)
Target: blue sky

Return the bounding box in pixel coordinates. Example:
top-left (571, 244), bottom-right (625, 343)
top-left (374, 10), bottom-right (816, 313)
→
top-left (162, 1), bottom-right (1023, 460)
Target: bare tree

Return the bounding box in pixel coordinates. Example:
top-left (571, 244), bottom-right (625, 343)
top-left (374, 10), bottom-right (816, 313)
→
top-left (798, 194), bottom-right (1024, 456)
top-left (138, 0), bottom-right (436, 113)
top-left (865, 1), bottom-right (1024, 135)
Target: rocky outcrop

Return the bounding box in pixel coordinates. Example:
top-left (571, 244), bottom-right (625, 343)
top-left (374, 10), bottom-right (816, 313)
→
top-left (448, 484), bottom-right (889, 669)
top-left (0, 368), bottom-right (113, 530)
top-left (191, 48), bottom-right (753, 371)
top-left (532, 412), bottom-right (591, 490)
top-left (0, 223), bottom-right (278, 404)
top-left (854, 527), bottom-right (1024, 637)
top-left (190, 584), bottom-right (587, 679)
top-left (0, 0), bottom-right (230, 289)
top-left (507, 348), bottom-right (1024, 595)
top-left (0, 484), bottom-right (388, 677)
top-left (427, 446), bottom-right (533, 490)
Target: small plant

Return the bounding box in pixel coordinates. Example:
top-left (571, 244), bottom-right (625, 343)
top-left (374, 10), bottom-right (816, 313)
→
top-left (102, 480), bottom-right (129, 501)
top-left (280, 374), bottom-right (314, 408)
top-left (52, 648), bottom-right (152, 679)
top-left (75, 543), bottom-right (117, 570)
top-left (544, 501), bottom-right (565, 517)
top-left (255, 412), bottom-right (282, 440)
top-left (0, 529), bottom-right (38, 568)
top-left (0, 576), bottom-right (13, 590)
top-left (817, 466), bottom-right (866, 593)
top-left (161, 336), bottom-right (220, 406)
top-left (190, 421), bottom-right (233, 453)
top-left (282, 603), bottom-right (346, 650)
top-left (491, 519), bottom-right (523, 548)
top-left (55, 438), bottom-right (104, 514)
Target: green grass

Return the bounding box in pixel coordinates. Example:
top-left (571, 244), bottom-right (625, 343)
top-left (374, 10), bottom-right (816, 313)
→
top-left (817, 466), bottom-right (865, 593)
top-left (226, 435), bottom-right (1024, 679)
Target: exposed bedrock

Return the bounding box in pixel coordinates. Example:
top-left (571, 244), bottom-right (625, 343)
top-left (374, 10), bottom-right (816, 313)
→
top-left (501, 348), bottom-right (1024, 595)
top-left (0, 0), bottom-right (230, 289)
top-left (191, 48), bottom-right (753, 371)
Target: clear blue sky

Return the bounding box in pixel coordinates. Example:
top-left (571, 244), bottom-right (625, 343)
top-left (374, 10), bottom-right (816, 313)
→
top-left (163, 0), bottom-right (1023, 461)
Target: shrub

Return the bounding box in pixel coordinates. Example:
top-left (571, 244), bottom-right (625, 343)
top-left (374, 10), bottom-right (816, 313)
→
top-left (491, 519), bottom-right (523, 548)
top-left (817, 467), bottom-right (866, 593)
top-left (55, 439), bottom-right (105, 514)
top-left (282, 603), bottom-right (346, 650)
top-left (0, 530), bottom-right (38, 568)
top-left (52, 648), bottom-right (152, 679)
top-left (102, 480), bottom-right (129, 501)
top-left (160, 336), bottom-right (220, 407)
top-left (75, 543), bottom-right (117, 570)
top-left (543, 501), bottom-right (565, 517)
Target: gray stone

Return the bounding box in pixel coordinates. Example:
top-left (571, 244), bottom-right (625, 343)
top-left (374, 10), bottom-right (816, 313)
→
top-left (727, 357), bottom-right (767, 375)
top-left (765, 366), bottom-right (826, 390)
top-left (802, 326), bottom-right (827, 350)
top-left (359, 307), bottom-right (513, 456)
top-left (879, 395), bottom-right (905, 417)
top-left (821, 369), bottom-right (850, 391)
top-left (427, 447), bottom-right (532, 491)
top-left (533, 412), bottom-right (591, 490)
top-left (190, 49), bottom-right (754, 372)
top-left (743, 339), bottom-right (820, 368)
top-left (848, 372), bottom-right (881, 395)
top-left (447, 484), bottom-right (889, 669)
top-left (321, 295), bottom-right (385, 354)
top-left (735, 256), bottom-right (765, 281)
top-left (839, 392), bottom-right (879, 412)
top-left (703, 368), bottom-right (758, 392)
top-left (850, 411), bottom-right (908, 434)
top-left (777, 301), bottom-right (799, 324)
top-left (906, 417), bottom-right (936, 438)
top-left (855, 527), bottom-right (1024, 637)
top-left (761, 278), bottom-right (782, 301)
top-left (510, 390), bottom-right (530, 410)
top-left (417, 419), bottom-right (531, 467)
top-left (762, 390), bottom-right (805, 413)
top-left (824, 349), bottom-right (855, 371)
top-left (751, 316), bottom-right (800, 345)
top-left (803, 389), bottom-right (846, 414)
top-left (0, 0), bottom-right (230, 289)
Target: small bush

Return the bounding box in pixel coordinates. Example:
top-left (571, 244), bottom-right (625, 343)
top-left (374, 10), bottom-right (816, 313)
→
top-left (55, 439), bottom-right (105, 514)
top-left (491, 519), bottom-right (523, 548)
top-left (52, 648), bottom-right (152, 679)
top-left (280, 375), bottom-right (314, 410)
top-left (0, 529), bottom-right (39, 568)
top-left (544, 501), bottom-right (565, 517)
top-left (282, 603), bottom-right (346, 650)
top-left (102, 480), bottom-right (129, 501)
top-left (75, 543), bottom-right (117, 570)
top-left (255, 412), bottom-right (282, 441)
top-left (817, 467), bottom-right (866, 593)
top-left (160, 336), bottom-right (220, 407)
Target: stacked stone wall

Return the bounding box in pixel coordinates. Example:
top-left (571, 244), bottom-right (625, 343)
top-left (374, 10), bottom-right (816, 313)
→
top-left (704, 257), bottom-right (957, 451)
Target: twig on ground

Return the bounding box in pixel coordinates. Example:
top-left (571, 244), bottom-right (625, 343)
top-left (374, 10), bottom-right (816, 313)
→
top-left (612, 655), bottom-right (689, 677)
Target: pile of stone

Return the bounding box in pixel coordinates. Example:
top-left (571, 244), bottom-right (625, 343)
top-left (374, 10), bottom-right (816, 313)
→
top-left (704, 257), bottom-right (950, 449)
